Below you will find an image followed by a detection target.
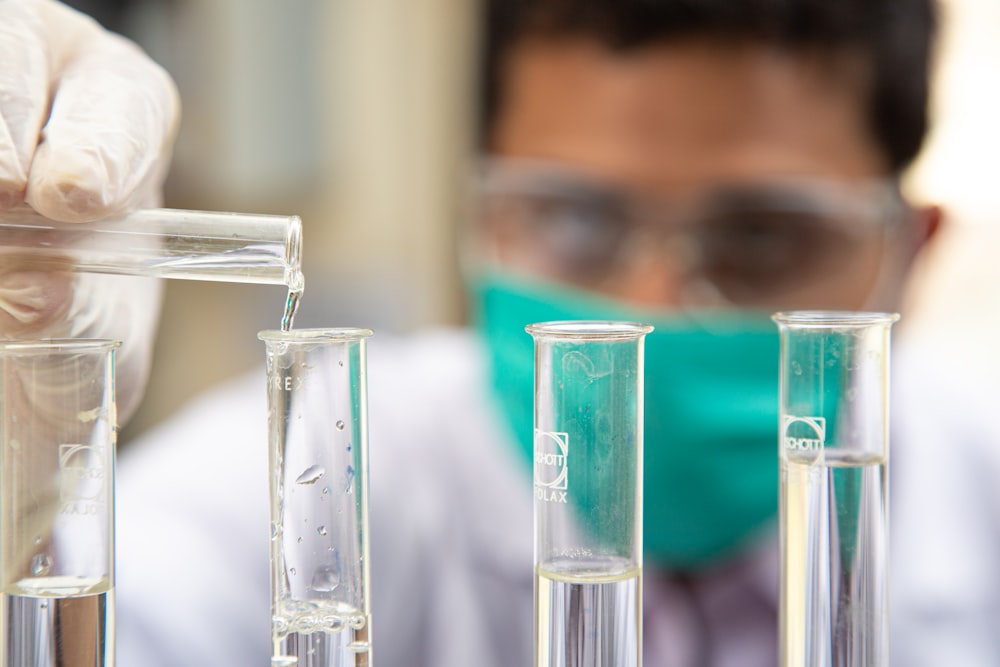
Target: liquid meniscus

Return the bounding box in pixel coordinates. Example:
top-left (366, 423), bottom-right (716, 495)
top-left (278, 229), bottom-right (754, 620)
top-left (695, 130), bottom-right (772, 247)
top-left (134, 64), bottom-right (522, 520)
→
top-left (272, 598), bottom-right (370, 667)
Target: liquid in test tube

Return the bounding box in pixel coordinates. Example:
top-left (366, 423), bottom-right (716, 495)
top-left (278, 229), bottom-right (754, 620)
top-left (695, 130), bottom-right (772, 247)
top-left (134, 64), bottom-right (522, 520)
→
top-left (0, 340), bottom-right (120, 667)
top-left (528, 321), bottom-right (652, 667)
top-left (774, 311), bottom-right (898, 667)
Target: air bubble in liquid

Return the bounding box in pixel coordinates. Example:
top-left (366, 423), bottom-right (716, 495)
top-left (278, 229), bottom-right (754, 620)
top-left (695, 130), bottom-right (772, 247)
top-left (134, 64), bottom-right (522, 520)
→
top-left (310, 564), bottom-right (341, 593)
top-left (31, 553), bottom-right (51, 577)
top-left (295, 465), bottom-right (325, 485)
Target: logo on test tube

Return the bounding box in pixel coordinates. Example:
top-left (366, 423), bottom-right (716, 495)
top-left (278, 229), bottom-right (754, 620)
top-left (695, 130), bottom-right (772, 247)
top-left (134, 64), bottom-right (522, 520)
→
top-left (782, 416), bottom-right (826, 452)
top-left (535, 430), bottom-right (568, 503)
top-left (58, 444), bottom-right (106, 514)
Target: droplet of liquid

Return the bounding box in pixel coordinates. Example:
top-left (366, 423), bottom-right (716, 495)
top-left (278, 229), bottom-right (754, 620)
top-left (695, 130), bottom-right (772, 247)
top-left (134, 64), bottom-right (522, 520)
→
top-left (322, 486), bottom-right (330, 495)
top-left (295, 465), bottom-right (325, 485)
top-left (34, 536), bottom-right (41, 546)
top-left (335, 420), bottom-right (345, 431)
top-left (31, 553), bottom-right (51, 577)
top-left (297, 537), bottom-right (303, 544)
top-left (289, 568), bottom-right (297, 576)
top-left (310, 564), bottom-right (340, 593)
top-left (317, 526), bottom-right (327, 536)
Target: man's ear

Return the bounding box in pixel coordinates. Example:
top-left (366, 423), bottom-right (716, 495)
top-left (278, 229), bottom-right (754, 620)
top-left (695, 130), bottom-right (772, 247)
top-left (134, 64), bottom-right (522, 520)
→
top-left (876, 202), bottom-right (944, 312)
top-left (904, 203), bottom-right (944, 263)
top-left (916, 203), bottom-right (943, 243)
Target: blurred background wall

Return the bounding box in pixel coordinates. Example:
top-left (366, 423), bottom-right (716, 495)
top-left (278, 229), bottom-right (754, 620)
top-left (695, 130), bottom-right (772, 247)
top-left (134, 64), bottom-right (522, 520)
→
top-left (69, 0), bottom-right (478, 443)
top-left (65, 0), bottom-right (999, 445)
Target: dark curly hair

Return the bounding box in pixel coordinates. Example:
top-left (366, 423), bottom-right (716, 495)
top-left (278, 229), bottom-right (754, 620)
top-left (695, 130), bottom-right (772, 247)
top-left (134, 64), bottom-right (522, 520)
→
top-left (480, 0), bottom-right (938, 173)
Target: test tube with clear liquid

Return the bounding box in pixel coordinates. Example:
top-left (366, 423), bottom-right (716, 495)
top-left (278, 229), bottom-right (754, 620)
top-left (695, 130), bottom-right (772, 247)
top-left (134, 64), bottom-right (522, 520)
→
top-left (0, 204), bottom-right (305, 330)
top-left (0, 339), bottom-right (120, 667)
top-left (774, 311), bottom-right (898, 667)
top-left (260, 329), bottom-right (374, 667)
top-left (528, 321), bottom-right (652, 667)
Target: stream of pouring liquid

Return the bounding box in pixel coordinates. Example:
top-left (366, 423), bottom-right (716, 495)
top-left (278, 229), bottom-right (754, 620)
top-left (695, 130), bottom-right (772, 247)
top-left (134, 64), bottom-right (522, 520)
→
top-left (280, 269), bottom-right (304, 332)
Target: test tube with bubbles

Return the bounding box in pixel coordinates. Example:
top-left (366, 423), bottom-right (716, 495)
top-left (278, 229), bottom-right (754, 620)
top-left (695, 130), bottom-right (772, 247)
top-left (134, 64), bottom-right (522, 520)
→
top-left (528, 321), bottom-right (652, 667)
top-left (774, 311), bottom-right (898, 667)
top-left (260, 328), bottom-right (374, 667)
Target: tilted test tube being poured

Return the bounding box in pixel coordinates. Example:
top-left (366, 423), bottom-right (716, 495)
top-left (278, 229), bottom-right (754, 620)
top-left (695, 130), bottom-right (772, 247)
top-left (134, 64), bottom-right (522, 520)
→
top-left (0, 205), bottom-right (302, 286)
top-left (774, 311), bottom-right (899, 667)
top-left (528, 320), bottom-right (652, 667)
top-left (260, 328), bottom-right (374, 667)
top-left (0, 205), bottom-right (305, 329)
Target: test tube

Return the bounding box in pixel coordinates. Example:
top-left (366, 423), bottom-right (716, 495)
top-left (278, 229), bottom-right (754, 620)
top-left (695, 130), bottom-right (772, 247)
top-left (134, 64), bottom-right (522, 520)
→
top-left (0, 205), bottom-right (303, 289)
top-left (260, 328), bottom-right (373, 667)
top-left (0, 339), bottom-right (119, 667)
top-left (527, 321), bottom-right (652, 667)
top-left (773, 311), bottom-right (898, 667)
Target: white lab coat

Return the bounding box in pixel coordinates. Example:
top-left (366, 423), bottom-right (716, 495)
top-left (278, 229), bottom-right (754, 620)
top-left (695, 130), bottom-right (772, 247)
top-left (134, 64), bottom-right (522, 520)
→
top-left (114, 328), bottom-right (1000, 666)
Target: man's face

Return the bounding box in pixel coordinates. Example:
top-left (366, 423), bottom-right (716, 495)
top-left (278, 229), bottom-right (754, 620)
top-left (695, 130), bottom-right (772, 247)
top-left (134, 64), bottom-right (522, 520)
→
top-left (480, 36), bottom-right (925, 311)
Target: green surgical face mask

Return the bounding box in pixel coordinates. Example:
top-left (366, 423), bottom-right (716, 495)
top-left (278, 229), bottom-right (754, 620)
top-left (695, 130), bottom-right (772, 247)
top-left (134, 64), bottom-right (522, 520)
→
top-left (473, 272), bottom-right (780, 570)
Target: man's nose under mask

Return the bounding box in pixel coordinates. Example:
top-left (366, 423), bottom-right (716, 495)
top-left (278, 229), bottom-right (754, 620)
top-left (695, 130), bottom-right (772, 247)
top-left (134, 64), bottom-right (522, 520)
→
top-left (472, 272), bottom-right (780, 570)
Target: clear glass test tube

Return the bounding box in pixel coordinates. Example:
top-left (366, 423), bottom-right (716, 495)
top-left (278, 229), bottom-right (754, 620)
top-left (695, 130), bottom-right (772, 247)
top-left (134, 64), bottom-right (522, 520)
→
top-left (260, 328), bottom-right (373, 667)
top-left (527, 320), bottom-right (652, 667)
top-left (0, 339), bottom-right (120, 667)
top-left (774, 311), bottom-right (899, 667)
top-left (0, 204), bottom-right (303, 289)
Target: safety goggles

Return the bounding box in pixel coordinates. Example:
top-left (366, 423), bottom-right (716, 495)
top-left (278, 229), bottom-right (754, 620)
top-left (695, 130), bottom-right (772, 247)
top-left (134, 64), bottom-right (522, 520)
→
top-left (471, 159), bottom-right (910, 310)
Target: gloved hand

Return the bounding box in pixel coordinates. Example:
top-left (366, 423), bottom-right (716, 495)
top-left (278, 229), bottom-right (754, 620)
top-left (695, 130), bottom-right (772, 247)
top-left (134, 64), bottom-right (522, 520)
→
top-left (0, 0), bottom-right (181, 421)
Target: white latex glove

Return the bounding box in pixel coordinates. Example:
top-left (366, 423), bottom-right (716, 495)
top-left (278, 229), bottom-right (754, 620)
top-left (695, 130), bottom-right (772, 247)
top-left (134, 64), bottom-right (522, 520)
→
top-left (0, 0), bottom-right (180, 421)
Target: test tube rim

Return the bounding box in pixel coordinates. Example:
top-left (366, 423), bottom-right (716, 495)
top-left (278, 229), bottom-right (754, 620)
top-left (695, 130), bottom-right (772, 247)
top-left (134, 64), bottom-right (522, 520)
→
top-left (0, 338), bottom-right (121, 354)
top-left (526, 320), bottom-right (654, 340)
top-left (771, 310), bottom-right (900, 328)
top-left (257, 327), bottom-right (374, 343)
